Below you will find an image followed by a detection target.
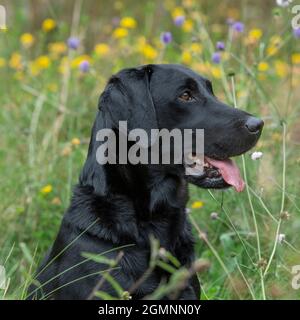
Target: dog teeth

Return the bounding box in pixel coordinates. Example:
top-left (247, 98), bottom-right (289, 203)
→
top-left (195, 158), bottom-right (203, 165)
top-left (187, 153), bottom-right (197, 160)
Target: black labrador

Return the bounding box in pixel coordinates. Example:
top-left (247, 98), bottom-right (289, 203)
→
top-left (28, 64), bottom-right (263, 300)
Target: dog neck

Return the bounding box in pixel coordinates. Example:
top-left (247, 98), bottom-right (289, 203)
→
top-left (77, 129), bottom-right (192, 251)
top-left (104, 162), bottom-right (188, 218)
top-left (72, 162), bottom-right (191, 249)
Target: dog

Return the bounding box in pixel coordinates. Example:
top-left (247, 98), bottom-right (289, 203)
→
top-left (28, 64), bottom-right (263, 300)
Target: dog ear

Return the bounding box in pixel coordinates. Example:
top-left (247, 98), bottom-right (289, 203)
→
top-left (99, 65), bottom-right (157, 146)
top-left (79, 66), bottom-right (157, 195)
top-left (79, 109), bottom-right (108, 195)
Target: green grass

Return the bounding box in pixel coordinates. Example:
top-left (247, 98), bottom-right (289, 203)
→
top-left (0, 0), bottom-right (300, 300)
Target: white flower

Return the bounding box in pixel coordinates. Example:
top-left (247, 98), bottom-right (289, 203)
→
top-left (276, 0), bottom-right (292, 7)
top-left (277, 233), bottom-right (286, 244)
top-left (251, 151), bottom-right (263, 160)
top-left (159, 247), bottom-right (167, 257)
top-left (185, 208), bottom-right (191, 214)
top-left (210, 212), bottom-right (219, 220)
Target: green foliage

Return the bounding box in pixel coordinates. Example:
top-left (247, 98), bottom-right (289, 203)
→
top-left (0, 0), bottom-right (300, 300)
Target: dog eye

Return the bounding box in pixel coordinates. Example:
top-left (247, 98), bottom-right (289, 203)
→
top-left (179, 91), bottom-right (194, 102)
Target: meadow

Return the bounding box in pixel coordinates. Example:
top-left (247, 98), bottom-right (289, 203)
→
top-left (0, 0), bottom-right (299, 299)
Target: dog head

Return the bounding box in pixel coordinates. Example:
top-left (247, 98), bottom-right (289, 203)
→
top-left (80, 64), bottom-right (263, 194)
top-left (148, 64), bottom-right (263, 191)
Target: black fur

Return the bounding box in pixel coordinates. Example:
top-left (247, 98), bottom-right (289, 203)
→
top-left (28, 64), bottom-right (263, 300)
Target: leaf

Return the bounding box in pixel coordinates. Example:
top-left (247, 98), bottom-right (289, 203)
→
top-left (94, 291), bottom-right (118, 300)
top-left (81, 252), bottom-right (117, 267)
top-left (102, 273), bottom-right (124, 297)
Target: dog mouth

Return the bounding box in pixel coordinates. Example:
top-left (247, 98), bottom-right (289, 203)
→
top-left (185, 154), bottom-right (245, 192)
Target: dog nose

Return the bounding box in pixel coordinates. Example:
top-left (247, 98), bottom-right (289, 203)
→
top-left (245, 117), bottom-right (264, 134)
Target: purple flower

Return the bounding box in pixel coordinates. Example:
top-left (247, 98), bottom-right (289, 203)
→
top-left (212, 52), bottom-right (221, 64)
top-left (160, 32), bottom-right (172, 44)
top-left (216, 41), bottom-right (225, 51)
top-left (174, 16), bottom-right (185, 27)
top-left (293, 28), bottom-right (300, 39)
top-left (67, 37), bottom-right (80, 50)
top-left (232, 21), bottom-right (244, 33)
top-left (79, 60), bottom-right (90, 73)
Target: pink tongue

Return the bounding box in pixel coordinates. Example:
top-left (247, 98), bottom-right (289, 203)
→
top-left (205, 157), bottom-right (245, 192)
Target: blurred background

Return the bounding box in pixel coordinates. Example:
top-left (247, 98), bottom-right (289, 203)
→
top-left (0, 0), bottom-right (299, 299)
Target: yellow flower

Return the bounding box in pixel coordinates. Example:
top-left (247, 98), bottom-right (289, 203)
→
top-left (171, 6), bottom-right (185, 18)
top-left (274, 60), bottom-right (289, 77)
top-left (266, 36), bottom-right (282, 57)
top-left (120, 17), bottom-right (137, 29)
top-left (94, 43), bottom-right (110, 56)
top-left (211, 66), bottom-right (222, 79)
top-left (71, 138), bottom-right (81, 146)
top-left (140, 44), bottom-right (158, 60)
top-left (42, 18), bottom-right (56, 32)
top-left (246, 28), bottom-right (263, 45)
top-left (266, 45), bottom-right (278, 57)
top-left (248, 28), bottom-right (262, 41)
top-left (113, 27), bottom-right (128, 39)
top-left (35, 55), bottom-right (51, 69)
top-left (71, 55), bottom-right (91, 68)
top-left (182, 19), bottom-right (193, 32)
top-left (29, 55), bottom-right (52, 75)
top-left (20, 33), bottom-right (35, 48)
top-left (191, 43), bottom-right (202, 54)
top-left (191, 201), bottom-right (204, 209)
top-left (41, 184), bottom-right (53, 194)
top-left (258, 61), bottom-right (269, 72)
top-left (181, 51), bottom-right (192, 64)
top-left (48, 42), bottom-right (67, 57)
top-left (0, 57), bottom-right (6, 68)
top-left (291, 53), bottom-right (300, 64)
top-left (9, 52), bottom-right (22, 70)
top-left (270, 35), bottom-right (282, 46)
